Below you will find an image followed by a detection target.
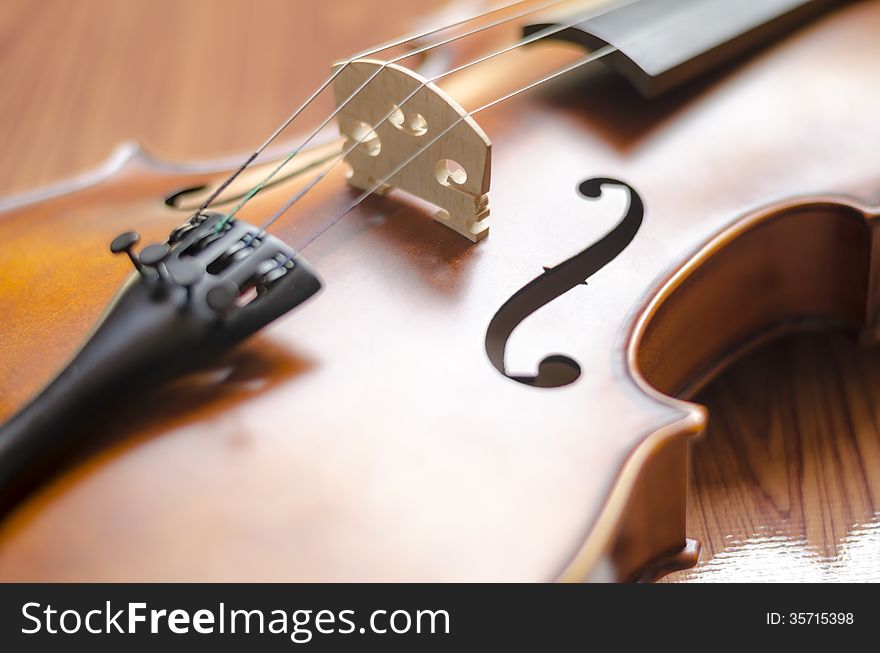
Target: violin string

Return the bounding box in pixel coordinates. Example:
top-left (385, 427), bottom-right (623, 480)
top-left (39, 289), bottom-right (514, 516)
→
top-left (255, 0), bottom-right (640, 232)
top-left (288, 45), bottom-right (616, 249)
top-left (214, 0), bottom-right (574, 229)
top-left (282, 1), bottom-right (702, 249)
top-left (191, 0), bottom-right (545, 220)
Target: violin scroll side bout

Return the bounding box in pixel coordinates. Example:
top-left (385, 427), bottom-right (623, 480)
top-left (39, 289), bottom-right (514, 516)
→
top-left (0, 0), bottom-right (878, 582)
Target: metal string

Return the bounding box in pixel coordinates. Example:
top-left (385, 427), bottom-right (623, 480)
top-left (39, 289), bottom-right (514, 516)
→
top-left (214, 0), bottom-right (578, 230)
top-left (255, 0), bottom-right (639, 232)
top-left (276, 0), bottom-right (704, 249)
top-left (192, 0), bottom-right (546, 219)
top-left (291, 45), bottom-right (617, 249)
top-left (192, 0), bottom-right (566, 222)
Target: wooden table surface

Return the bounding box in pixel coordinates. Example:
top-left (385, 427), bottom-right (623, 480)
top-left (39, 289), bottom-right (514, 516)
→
top-left (0, 0), bottom-right (877, 582)
top-left (666, 332), bottom-right (880, 582)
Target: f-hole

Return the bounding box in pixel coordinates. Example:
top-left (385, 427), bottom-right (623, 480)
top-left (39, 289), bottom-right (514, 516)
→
top-left (485, 177), bottom-right (644, 388)
top-left (164, 184), bottom-right (208, 208)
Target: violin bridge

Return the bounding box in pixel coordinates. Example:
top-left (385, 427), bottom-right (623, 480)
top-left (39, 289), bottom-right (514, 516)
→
top-left (332, 59), bottom-right (491, 242)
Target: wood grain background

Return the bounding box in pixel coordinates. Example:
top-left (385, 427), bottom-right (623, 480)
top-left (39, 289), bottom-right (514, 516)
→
top-left (665, 332), bottom-right (880, 582)
top-left (0, 0), bottom-right (444, 194)
top-left (0, 0), bottom-right (877, 581)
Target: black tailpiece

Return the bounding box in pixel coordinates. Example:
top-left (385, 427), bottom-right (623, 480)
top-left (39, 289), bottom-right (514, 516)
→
top-left (0, 212), bottom-right (321, 495)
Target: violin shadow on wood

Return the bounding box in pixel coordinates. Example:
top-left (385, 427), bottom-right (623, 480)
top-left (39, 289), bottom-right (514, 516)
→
top-left (0, 337), bottom-right (312, 517)
top-left (138, 337), bottom-right (314, 437)
top-left (344, 192), bottom-right (481, 297)
top-left (535, 61), bottom-right (740, 153)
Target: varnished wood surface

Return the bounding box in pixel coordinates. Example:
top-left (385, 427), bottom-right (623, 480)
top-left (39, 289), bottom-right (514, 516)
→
top-left (666, 331), bottom-right (880, 582)
top-left (1, 0), bottom-right (880, 581)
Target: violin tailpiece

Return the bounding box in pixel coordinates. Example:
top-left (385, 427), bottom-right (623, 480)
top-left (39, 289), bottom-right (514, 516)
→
top-left (332, 59), bottom-right (491, 242)
top-left (0, 213), bottom-right (321, 493)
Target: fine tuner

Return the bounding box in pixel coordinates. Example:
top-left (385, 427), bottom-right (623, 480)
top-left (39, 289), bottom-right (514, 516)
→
top-left (0, 214), bottom-right (320, 499)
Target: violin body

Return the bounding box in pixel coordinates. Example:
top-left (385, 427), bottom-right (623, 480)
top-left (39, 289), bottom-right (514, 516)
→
top-left (1, 0), bottom-right (878, 581)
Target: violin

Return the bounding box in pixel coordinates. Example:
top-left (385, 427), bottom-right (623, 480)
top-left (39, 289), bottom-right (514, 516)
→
top-left (0, 0), bottom-right (877, 582)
